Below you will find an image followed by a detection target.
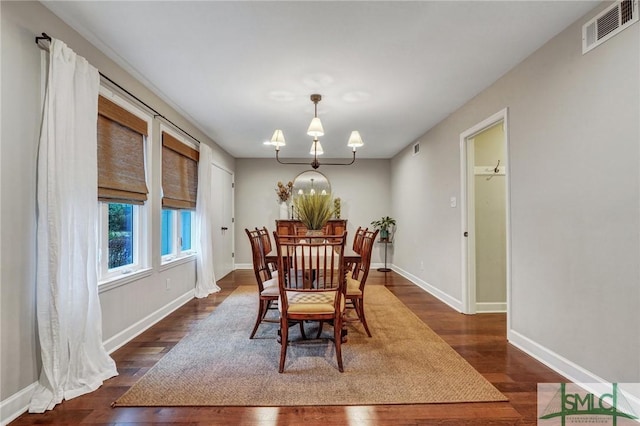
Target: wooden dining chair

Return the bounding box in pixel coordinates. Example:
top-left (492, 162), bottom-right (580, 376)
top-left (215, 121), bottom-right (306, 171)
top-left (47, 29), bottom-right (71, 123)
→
top-left (345, 226), bottom-right (367, 273)
top-left (255, 226), bottom-right (278, 278)
top-left (352, 226), bottom-right (368, 254)
top-left (345, 229), bottom-right (379, 337)
top-left (273, 231), bottom-right (348, 373)
top-left (245, 228), bottom-right (280, 339)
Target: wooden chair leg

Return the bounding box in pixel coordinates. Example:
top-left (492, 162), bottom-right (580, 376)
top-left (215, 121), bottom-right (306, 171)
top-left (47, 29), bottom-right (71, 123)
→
top-left (356, 299), bottom-right (372, 337)
top-left (249, 299), bottom-right (267, 339)
top-left (334, 315), bottom-right (344, 372)
top-left (299, 321), bottom-right (307, 339)
top-left (279, 317), bottom-right (289, 373)
top-left (315, 320), bottom-right (324, 338)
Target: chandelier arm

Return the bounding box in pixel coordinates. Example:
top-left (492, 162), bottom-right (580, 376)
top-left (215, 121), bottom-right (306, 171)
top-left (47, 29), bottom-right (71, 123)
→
top-left (276, 148), bottom-right (357, 169)
top-left (312, 150), bottom-right (357, 167)
top-left (275, 149), bottom-right (315, 166)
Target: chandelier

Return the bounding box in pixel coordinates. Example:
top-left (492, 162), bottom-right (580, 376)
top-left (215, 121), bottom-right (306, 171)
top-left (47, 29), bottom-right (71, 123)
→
top-left (269, 94), bottom-right (364, 169)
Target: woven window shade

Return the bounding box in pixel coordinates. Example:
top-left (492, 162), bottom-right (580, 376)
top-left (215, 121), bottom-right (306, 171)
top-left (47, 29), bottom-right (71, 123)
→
top-left (97, 95), bottom-right (149, 204)
top-left (162, 132), bottom-right (199, 209)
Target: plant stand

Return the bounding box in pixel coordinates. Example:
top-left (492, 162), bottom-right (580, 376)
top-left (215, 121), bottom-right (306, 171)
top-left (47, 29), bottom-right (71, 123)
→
top-left (377, 238), bottom-right (392, 272)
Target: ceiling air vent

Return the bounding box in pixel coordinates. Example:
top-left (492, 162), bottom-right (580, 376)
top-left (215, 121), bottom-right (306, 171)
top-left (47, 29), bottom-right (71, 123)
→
top-left (582, 0), bottom-right (638, 54)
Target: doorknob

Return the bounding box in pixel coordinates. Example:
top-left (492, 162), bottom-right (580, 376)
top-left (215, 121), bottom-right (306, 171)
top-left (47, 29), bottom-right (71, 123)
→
top-left (221, 227), bottom-right (228, 231)
top-left (464, 231), bottom-right (468, 237)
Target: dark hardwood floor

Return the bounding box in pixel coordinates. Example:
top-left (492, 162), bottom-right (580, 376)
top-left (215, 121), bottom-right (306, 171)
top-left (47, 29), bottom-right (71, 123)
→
top-left (11, 270), bottom-right (565, 425)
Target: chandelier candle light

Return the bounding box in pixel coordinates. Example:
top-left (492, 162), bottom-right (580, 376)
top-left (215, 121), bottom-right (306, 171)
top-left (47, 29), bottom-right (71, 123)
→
top-left (270, 94), bottom-right (364, 169)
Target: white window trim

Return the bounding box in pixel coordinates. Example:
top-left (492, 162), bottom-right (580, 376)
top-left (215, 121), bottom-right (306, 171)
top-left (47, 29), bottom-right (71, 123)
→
top-left (98, 86), bottom-right (153, 286)
top-left (99, 202), bottom-right (145, 282)
top-left (160, 204), bottom-right (197, 266)
top-left (159, 254), bottom-right (196, 273)
top-left (160, 125), bottom-right (198, 266)
top-left (161, 124), bottom-right (198, 151)
top-left (161, 209), bottom-right (177, 263)
top-left (98, 267), bottom-right (153, 294)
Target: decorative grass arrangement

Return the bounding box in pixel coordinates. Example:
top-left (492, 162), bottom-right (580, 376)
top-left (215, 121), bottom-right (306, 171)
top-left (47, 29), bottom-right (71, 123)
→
top-left (293, 193), bottom-right (334, 230)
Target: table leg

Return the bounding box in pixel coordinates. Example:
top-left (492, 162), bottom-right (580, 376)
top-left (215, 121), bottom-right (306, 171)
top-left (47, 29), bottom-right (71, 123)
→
top-left (377, 240), bottom-right (391, 272)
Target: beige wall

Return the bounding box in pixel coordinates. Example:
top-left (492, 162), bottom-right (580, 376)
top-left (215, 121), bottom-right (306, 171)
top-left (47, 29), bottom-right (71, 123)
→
top-left (235, 159), bottom-right (391, 266)
top-left (391, 3), bottom-right (639, 383)
top-left (3, 0), bottom-right (639, 418)
top-left (0, 0), bottom-right (234, 406)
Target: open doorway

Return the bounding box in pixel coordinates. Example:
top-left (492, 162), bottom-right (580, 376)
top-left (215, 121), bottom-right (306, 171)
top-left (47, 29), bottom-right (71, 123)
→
top-left (460, 109), bottom-right (510, 320)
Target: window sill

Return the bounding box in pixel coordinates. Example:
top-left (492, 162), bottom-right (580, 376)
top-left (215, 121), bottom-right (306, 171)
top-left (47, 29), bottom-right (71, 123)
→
top-left (99, 267), bottom-right (153, 294)
top-left (160, 253), bottom-right (197, 272)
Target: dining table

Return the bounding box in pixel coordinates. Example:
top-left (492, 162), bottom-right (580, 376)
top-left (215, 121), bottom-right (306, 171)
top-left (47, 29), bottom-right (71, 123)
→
top-left (265, 240), bottom-right (361, 286)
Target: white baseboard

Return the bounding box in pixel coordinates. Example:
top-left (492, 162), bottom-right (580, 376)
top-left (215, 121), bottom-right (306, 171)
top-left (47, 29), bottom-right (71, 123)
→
top-left (506, 330), bottom-right (640, 416)
top-left (103, 289), bottom-right (195, 354)
top-left (394, 267), bottom-right (626, 403)
top-left (0, 267), bottom-right (441, 425)
top-left (391, 264), bottom-right (463, 312)
top-left (476, 302), bottom-right (506, 313)
top-left (1, 290), bottom-right (196, 425)
top-left (0, 382), bottom-right (37, 426)
top-left (507, 329), bottom-right (608, 385)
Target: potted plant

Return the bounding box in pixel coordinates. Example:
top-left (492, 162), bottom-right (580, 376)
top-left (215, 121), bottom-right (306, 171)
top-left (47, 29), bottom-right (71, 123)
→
top-left (371, 216), bottom-right (396, 241)
top-left (293, 193), bottom-right (334, 232)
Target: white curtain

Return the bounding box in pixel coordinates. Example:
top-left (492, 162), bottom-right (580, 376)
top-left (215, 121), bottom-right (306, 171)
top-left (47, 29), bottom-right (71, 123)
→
top-left (30, 39), bottom-right (118, 413)
top-left (194, 143), bottom-right (220, 298)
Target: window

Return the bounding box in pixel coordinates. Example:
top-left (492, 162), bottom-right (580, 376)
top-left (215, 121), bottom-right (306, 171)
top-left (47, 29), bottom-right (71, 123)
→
top-left (109, 203), bottom-right (134, 268)
top-left (161, 209), bottom-right (174, 257)
top-left (161, 208), bottom-right (195, 262)
top-left (160, 129), bottom-right (198, 263)
top-left (161, 131), bottom-right (198, 209)
top-left (180, 210), bottom-right (193, 251)
top-left (101, 202), bottom-right (142, 278)
top-left (98, 90), bottom-right (151, 282)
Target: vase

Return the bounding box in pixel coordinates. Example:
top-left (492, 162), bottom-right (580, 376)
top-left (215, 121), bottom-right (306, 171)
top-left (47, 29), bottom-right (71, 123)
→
top-left (279, 202), bottom-right (289, 219)
top-left (334, 198), bottom-right (341, 219)
top-left (306, 229), bottom-right (325, 243)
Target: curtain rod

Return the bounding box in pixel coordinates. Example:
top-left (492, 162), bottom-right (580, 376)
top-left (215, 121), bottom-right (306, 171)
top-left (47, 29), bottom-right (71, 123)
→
top-left (35, 32), bottom-right (202, 146)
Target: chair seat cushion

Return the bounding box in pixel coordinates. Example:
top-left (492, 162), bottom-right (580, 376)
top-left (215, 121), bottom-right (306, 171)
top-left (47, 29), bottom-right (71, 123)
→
top-left (261, 277), bottom-right (279, 297)
top-left (346, 276), bottom-right (362, 296)
top-left (279, 290), bottom-right (343, 314)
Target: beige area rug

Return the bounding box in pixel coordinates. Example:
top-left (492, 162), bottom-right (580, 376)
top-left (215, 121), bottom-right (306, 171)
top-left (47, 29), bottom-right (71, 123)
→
top-left (114, 285), bottom-right (507, 406)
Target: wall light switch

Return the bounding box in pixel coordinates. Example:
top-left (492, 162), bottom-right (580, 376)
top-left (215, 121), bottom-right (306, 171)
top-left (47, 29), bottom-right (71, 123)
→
top-left (450, 197), bottom-right (457, 208)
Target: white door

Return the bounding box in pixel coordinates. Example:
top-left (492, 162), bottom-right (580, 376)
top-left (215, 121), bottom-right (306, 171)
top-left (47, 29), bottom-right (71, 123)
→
top-left (460, 108), bottom-right (511, 320)
top-left (212, 164), bottom-right (234, 279)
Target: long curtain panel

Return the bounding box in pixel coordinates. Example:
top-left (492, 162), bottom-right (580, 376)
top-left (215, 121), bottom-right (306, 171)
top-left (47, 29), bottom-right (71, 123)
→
top-left (194, 143), bottom-right (220, 297)
top-left (30, 39), bottom-right (118, 413)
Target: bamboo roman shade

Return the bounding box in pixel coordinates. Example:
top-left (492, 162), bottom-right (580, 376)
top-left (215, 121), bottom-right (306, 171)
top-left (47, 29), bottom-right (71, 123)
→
top-left (162, 132), bottom-right (199, 209)
top-left (97, 95), bottom-right (149, 204)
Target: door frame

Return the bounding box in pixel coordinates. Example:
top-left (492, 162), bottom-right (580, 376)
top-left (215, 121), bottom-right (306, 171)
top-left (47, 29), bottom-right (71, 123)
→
top-left (211, 162), bottom-right (235, 278)
top-left (459, 108), bottom-right (511, 322)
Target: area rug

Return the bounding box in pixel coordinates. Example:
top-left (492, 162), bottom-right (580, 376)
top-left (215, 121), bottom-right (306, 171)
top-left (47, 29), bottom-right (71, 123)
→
top-left (114, 285), bottom-right (506, 406)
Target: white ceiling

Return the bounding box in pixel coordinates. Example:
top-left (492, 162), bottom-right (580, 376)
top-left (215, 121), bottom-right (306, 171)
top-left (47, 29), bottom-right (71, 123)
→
top-left (43, 1), bottom-right (598, 160)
